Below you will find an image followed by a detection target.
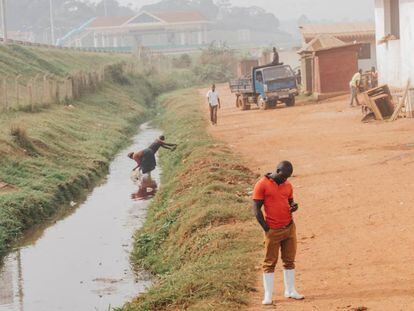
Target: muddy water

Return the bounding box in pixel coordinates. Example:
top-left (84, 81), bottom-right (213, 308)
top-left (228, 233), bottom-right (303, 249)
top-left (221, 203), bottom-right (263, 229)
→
top-left (0, 123), bottom-right (161, 311)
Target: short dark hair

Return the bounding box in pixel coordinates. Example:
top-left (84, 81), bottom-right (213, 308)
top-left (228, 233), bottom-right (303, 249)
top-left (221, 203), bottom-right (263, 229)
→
top-left (159, 135), bottom-right (165, 141)
top-left (277, 161), bottom-right (293, 177)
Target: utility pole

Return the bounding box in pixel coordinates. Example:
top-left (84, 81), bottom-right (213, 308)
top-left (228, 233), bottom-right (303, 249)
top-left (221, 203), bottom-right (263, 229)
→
top-left (0, 0), bottom-right (7, 43)
top-left (49, 0), bottom-right (55, 45)
top-left (103, 0), bottom-right (108, 16)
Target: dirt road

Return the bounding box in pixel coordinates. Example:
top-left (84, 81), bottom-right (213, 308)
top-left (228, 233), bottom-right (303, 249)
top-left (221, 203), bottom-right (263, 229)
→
top-left (200, 85), bottom-right (414, 310)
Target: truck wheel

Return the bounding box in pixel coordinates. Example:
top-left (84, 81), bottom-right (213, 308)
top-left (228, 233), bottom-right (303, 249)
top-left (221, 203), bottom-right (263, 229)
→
top-left (259, 97), bottom-right (268, 110)
top-left (236, 96), bottom-right (241, 108)
top-left (285, 96), bottom-right (296, 107)
top-left (240, 98), bottom-right (250, 111)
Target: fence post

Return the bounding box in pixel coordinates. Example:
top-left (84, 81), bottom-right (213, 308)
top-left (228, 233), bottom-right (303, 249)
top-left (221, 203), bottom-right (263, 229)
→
top-left (3, 77), bottom-right (8, 111)
top-left (15, 75), bottom-right (21, 108)
top-left (28, 79), bottom-right (33, 112)
top-left (43, 74), bottom-right (49, 104)
top-left (33, 74), bottom-right (40, 106)
top-left (48, 75), bottom-right (54, 104)
top-left (55, 79), bottom-right (60, 104)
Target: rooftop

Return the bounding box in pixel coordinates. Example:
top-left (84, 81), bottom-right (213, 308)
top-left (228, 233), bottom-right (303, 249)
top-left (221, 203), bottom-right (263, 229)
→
top-left (150, 11), bottom-right (208, 23)
top-left (299, 34), bottom-right (360, 54)
top-left (299, 22), bottom-right (375, 42)
top-left (90, 16), bottom-right (132, 28)
top-left (88, 11), bottom-right (209, 29)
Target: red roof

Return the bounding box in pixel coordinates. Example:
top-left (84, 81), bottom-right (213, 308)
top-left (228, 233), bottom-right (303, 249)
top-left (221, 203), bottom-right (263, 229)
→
top-left (299, 22), bottom-right (375, 43)
top-left (151, 11), bottom-right (208, 23)
top-left (90, 16), bottom-right (132, 28)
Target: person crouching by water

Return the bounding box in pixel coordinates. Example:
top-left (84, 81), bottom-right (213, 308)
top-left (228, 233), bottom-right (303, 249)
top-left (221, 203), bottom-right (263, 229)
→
top-left (252, 161), bottom-right (304, 305)
top-left (128, 135), bottom-right (177, 176)
top-left (206, 84), bottom-right (221, 125)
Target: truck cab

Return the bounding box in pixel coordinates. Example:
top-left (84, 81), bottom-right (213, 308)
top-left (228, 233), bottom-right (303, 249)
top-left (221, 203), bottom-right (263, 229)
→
top-left (253, 64), bottom-right (299, 108)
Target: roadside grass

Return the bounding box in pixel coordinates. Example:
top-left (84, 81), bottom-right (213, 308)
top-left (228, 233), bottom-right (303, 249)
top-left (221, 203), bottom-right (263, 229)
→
top-left (0, 70), bottom-right (162, 258)
top-left (0, 44), bottom-right (124, 79)
top-left (124, 89), bottom-right (261, 310)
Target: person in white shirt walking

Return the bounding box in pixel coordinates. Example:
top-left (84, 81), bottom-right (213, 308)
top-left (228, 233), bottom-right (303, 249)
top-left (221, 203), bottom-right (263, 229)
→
top-left (349, 69), bottom-right (362, 107)
top-left (206, 84), bottom-right (221, 125)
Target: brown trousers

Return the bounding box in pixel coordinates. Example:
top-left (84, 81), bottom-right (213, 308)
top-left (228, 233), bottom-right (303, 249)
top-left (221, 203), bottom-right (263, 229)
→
top-left (209, 105), bottom-right (218, 124)
top-left (263, 222), bottom-right (297, 273)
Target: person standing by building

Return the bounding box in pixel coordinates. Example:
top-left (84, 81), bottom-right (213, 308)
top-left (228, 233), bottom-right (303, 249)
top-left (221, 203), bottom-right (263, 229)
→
top-left (349, 69), bottom-right (362, 107)
top-left (370, 66), bottom-right (378, 88)
top-left (206, 84), bottom-right (221, 125)
top-left (252, 161), bottom-right (304, 305)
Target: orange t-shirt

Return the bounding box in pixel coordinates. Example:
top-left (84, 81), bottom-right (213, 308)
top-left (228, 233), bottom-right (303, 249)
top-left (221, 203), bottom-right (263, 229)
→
top-left (252, 175), bottom-right (293, 229)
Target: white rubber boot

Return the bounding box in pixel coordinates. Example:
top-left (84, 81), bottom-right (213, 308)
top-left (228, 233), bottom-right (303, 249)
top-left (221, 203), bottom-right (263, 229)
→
top-left (262, 273), bottom-right (274, 305)
top-left (283, 269), bottom-right (304, 300)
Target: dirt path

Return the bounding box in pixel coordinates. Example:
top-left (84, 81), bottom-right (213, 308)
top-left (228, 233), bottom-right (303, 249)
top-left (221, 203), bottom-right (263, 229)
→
top-left (200, 85), bottom-right (414, 311)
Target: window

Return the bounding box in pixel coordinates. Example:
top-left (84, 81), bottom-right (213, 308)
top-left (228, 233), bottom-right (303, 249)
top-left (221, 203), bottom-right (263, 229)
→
top-left (384, 0), bottom-right (400, 39)
top-left (358, 43), bottom-right (371, 60)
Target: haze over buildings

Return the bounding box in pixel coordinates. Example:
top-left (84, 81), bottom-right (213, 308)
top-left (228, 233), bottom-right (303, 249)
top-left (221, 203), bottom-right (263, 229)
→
top-left (112, 0), bottom-right (375, 21)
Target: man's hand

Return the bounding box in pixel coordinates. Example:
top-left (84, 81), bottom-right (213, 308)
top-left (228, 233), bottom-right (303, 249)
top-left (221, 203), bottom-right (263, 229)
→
top-left (253, 200), bottom-right (270, 232)
top-left (290, 202), bottom-right (299, 213)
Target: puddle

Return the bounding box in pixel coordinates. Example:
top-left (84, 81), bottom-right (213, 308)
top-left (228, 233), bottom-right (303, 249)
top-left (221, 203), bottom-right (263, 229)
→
top-left (0, 123), bottom-right (161, 311)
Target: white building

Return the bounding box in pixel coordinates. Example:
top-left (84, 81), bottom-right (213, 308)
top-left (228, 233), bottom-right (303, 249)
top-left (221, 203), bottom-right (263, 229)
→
top-left (374, 0), bottom-right (414, 88)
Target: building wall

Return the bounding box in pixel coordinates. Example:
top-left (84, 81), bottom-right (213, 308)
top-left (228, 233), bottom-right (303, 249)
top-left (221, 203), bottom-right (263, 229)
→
top-left (314, 48), bottom-right (358, 94)
top-left (358, 39), bottom-right (378, 70)
top-left (375, 0), bottom-right (414, 88)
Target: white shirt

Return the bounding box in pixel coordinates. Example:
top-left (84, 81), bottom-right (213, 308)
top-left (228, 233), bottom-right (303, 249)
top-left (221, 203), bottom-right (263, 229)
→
top-left (206, 90), bottom-right (219, 107)
top-left (349, 72), bottom-right (361, 88)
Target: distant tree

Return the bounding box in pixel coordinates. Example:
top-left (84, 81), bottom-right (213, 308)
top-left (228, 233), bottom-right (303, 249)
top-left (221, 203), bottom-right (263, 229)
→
top-left (96, 0), bottom-right (136, 16)
top-left (297, 14), bottom-right (311, 25)
top-left (217, 6), bottom-right (280, 32)
top-left (141, 0), bottom-right (219, 20)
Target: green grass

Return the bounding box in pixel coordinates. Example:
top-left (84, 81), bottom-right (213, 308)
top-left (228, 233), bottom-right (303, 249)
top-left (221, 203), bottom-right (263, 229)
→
top-left (0, 44), bottom-right (125, 79)
top-left (123, 89), bottom-right (262, 311)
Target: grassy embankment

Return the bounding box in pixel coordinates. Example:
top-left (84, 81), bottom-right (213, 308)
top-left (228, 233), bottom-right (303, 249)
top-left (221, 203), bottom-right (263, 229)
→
top-left (0, 44), bottom-right (124, 78)
top-left (124, 89), bottom-right (261, 310)
top-left (0, 45), bottom-right (163, 257)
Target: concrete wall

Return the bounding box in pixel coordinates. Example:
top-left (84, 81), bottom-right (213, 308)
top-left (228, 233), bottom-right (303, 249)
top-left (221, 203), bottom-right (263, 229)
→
top-left (375, 0), bottom-right (414, 88)
top-left (358, 40), bottom-right (378, 70)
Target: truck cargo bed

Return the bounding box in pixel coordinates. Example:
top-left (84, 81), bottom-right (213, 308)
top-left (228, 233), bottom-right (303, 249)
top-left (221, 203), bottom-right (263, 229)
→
top-left (229, 78), bottom-right (254, 94)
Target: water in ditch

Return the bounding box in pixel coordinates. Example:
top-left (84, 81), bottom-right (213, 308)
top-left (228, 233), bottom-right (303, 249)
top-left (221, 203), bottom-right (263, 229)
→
top-left (0, 123), bottom-right (161, 311)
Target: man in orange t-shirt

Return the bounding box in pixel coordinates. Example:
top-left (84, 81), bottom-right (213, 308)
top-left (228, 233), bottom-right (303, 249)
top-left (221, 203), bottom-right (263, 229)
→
top-left (252, 161), bottom-right (304, 305)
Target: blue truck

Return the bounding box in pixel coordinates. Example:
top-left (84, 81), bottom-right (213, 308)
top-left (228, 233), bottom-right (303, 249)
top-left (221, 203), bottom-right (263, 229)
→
top-left (229, 64), bottom-right (299, 110)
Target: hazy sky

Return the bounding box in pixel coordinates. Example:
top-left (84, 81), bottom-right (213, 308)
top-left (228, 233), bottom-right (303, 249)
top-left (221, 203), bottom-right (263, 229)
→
top-left (114, 0), bottom-right (375, 21)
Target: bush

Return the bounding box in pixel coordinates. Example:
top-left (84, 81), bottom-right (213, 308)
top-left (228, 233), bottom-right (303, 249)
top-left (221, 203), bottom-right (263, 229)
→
top-left (10, 124), bottom-right (39, 156)
top-left (193, 43), bottom-right (237, 83)
top-left (106, 63), bottom-right (131, 85)
top-left (172, 54), bottom-right (192, 69)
